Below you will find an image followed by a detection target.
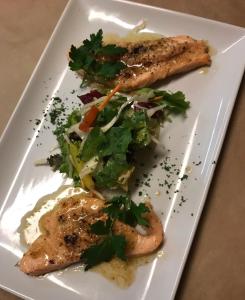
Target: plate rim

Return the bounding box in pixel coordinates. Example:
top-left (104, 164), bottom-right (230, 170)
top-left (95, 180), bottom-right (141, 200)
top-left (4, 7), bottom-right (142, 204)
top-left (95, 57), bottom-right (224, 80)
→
top-left (0, 1), bottom-right (245, 299)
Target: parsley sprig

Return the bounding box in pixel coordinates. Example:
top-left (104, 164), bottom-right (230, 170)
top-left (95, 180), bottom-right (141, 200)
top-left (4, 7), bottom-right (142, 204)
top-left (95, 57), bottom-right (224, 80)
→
top-left (103, 195), bottom-right (150, 227)
top-left (69, 29), bottom-right (127, 81)
top-left (154, 90), bottom-right (190, 114)
top-left (80, 195), bottom-right (149, 270)
top-left (81, 235), bottom-right (127, 271)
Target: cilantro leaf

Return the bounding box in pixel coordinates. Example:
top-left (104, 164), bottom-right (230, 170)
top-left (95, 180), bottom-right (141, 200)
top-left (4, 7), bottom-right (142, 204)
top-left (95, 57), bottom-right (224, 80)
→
top-left (81, 237), bottom-right (114, 270)
top-left (130, 202), bottom-right (150, 226)
top-left (111, 235), bottom-right (127, 260)
top-left (83, 29), bottom-right (103, 54)
top-left (96, 61), bottom-right (126, 79)
top-left (103, 204), bottom-right (120, 220)
top-left (81, 195), bottom-right (149, 270)
top-left (98, 44), bottom-right (127, 56)
top-left (109, 194), bottom-right (131, 209)
top-left (154, 90), bottom-right (190, 113)
top-left (69, 45), bottom-right (87, 71)
top-left (69, 29), bottom-right (127, 81)
top-left (163, 91), bottom-right (190, 113)
top-left (90, 219), bottom-right (112, 235)
top-left (81, 235), bottom-right (126, 270)
top-left (104, 195), bottom-right (149, 227)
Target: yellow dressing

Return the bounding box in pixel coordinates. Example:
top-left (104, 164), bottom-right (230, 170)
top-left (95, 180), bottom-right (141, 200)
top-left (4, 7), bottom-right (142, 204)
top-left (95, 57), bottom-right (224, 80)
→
top-left (103, 32), bottom-right (163, 44)
top-left (93, 254), bottom-right (155, 288)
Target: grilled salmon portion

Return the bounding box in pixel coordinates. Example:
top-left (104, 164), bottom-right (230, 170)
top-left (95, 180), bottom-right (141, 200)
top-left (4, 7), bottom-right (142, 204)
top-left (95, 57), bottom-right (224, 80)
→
top-left (116, 38), bottom-right (211, 90)
top-left (77, 35), bottom-right (210, 90)
top-left (19, 194), bottom-right (104, 276)
top-left (116, 35), bottom-right (194, 66)
top-left (19, 194), bottom-right (163, 276)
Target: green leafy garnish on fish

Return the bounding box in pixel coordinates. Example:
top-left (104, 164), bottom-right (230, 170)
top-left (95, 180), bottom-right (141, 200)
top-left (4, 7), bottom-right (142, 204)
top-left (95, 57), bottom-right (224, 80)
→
top-left (81, 194), bottom-right (149, 270)
top-left (81, 234), bottom-right (127, 270)
top-left (69, 29), bottom-right (127, 81)
top-left (103, 195), bottom-right (149, 227)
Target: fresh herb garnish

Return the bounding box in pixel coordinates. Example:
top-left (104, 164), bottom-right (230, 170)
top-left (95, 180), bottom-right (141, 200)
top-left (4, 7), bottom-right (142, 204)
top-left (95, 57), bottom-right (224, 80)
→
top-left (69, 29), bottom-right (127, 81)
top-left (81, 234), bottom-right (127, 270)
top-left (103, 195), bottom-right (150, 227)
top-left (80, 194), bottom-right (149, 270)
top-left (154, 90), bottom-right (190, 114)
top-left (90, 219), bottom-right (112, 235)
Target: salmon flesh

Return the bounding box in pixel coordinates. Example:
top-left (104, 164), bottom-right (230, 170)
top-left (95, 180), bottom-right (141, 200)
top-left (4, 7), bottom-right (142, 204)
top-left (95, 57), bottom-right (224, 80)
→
top-left (78, 35), bottom-right (211, 90)
top-left (19, 194), bottom-right (163, 276)
top-left (117, 36), bottom-right (211, 90)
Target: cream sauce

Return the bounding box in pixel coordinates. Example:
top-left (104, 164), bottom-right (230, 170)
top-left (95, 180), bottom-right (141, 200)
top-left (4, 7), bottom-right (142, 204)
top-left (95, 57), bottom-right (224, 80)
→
top-left (103, 32), bottom-right (163, 44)
top-left (18, 185), bottom-right (88, 246)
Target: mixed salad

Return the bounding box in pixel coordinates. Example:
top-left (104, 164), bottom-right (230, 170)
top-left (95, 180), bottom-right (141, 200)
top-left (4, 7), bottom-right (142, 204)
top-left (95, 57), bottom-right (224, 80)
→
top-left (47, 87), bottom-right (190, 191)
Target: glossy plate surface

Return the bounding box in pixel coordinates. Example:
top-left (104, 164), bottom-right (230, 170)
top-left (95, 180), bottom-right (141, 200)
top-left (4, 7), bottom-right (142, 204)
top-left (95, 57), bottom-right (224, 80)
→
top-left (0, 0), bottom-right (244, 299)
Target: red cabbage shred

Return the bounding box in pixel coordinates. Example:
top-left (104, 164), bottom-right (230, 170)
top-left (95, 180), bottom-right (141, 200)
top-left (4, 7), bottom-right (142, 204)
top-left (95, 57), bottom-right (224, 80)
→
top-left (78, 90), bottom-right (103, 104)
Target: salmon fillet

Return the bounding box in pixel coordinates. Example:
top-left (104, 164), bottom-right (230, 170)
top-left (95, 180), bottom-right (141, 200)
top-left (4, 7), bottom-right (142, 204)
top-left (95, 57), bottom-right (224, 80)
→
top-left (19, 194), bottom-right (163, 276)
top-left (77, 35), bottom-right (211, 91)
top-left (116, 39), bottom-right (211, 90)
top-left (116, 35), bottom-right (194, 66)
top-left (19, 195), bottom-right (104, 276)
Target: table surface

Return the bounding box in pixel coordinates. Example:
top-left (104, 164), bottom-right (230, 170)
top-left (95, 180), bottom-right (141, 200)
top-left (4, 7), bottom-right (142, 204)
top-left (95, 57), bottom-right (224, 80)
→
top-left (0, 1), bottom-right (244, 299)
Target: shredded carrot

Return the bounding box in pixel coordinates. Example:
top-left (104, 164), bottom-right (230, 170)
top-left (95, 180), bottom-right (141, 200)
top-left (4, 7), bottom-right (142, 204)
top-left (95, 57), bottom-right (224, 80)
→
top-left (79, 122), bottom-right (90, 132)
top-left (79, 82), bottom-right (122, 132)
top-left (98, 82), bottom-right (122, 111)
top-left (79, 105), bottom-right (99, 132)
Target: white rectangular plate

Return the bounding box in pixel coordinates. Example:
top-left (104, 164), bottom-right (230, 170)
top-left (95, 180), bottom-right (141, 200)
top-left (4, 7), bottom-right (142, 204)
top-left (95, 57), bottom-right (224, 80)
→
top-left (0, 0), bottom-right (244, 299)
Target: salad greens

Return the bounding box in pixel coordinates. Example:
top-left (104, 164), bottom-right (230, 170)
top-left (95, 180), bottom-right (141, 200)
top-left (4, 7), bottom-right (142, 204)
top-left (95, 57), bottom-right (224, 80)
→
top-left (48, 87), bottom-right (190, 191)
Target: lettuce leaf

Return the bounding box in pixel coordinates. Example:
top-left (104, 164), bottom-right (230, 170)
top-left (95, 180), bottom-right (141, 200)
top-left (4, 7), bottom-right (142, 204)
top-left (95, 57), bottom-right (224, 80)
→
top-left (93, 154), bottom-right (130, 189)
top-left (80, 127), bottom-right (106, 161)
top-left (100, 127), bottom-right (132, 157)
